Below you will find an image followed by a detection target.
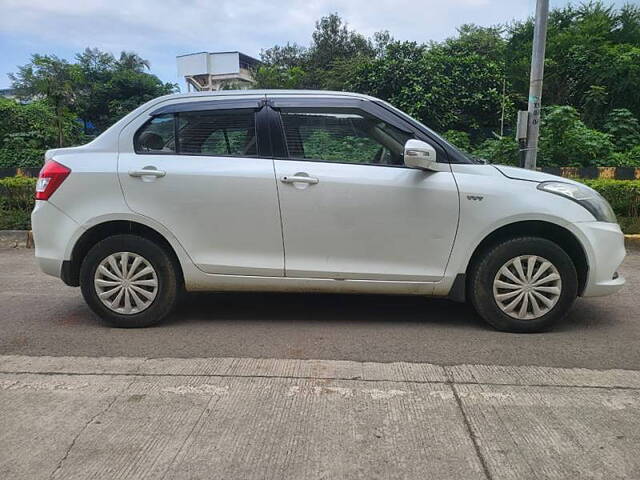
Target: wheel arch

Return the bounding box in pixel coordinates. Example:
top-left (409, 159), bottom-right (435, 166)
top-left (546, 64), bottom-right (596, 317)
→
top-left (62, 220), bottom-right (185, 288)
top-left (453, 220), bottom-right (589, 301)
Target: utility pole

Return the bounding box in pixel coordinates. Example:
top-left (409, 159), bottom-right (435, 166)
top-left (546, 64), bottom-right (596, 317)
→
top-left (524, 0), bottom-right (550, 170)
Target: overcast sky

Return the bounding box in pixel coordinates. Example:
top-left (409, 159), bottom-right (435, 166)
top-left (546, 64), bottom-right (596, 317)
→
top-left (0, 0), bottom-right (635, 89)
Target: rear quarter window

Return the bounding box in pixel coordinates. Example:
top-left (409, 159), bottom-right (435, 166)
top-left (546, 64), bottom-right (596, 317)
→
top-left (134, 114), bottom-right (176, 153)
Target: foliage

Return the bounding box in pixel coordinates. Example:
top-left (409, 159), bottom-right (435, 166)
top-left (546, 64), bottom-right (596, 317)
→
top-left (9, 54), bottom-right (83, 147)
top-left (617, 216), bottom-right (640, 235)
top-left (6, 4), bottom-right (640, 169)
top-left (580, 178), bottom-right (640, 217)
top-left (0, 176), bottom-right (36, 209)
top-left (254, 6), bottom-right (640, 165)
top-left (505, 2), bottom-right (640, 117)
top-left (0, 98), bottom-right (83, 168)
top-left (301, 130), bottom-right (380, 163)
top-left (604, 145), bottom-right (640, 167)
top-left (442, 130), bottom-right (472, 152)
top-left (117, 51), bottom-right (151, 72)
top-left (538, 105), bottom-right (615, 167)
top-left (582, 85), bottom-right (609, 128)
top-left (74, 48), bottom-right (178, 133)
top-left (253, 66), bottom-right (307, 89)
top-left (603, 108), bottom-right (640, 152)
top-left (256, 13), bottom-right (384, 90)
top-left (472, 136), bottom-right (520, 165)
top-left (347, 34), bottom-right (509, 133)
top-left (0, 176), bottom-right (36, 230)
top-left (3, 48), bottom-right (177, 169)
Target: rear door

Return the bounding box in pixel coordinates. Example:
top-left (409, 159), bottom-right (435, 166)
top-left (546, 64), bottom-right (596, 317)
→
top-left (118, 99), bottom-right (284, 276)
top-left (269, 96), bottom-right (459, 281)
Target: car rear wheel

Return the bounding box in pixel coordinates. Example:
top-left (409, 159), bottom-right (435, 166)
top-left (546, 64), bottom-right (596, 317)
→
top-left (469, 236), bottom-right (578, 333)
top-left (80, 234), bottom-right (178, 327)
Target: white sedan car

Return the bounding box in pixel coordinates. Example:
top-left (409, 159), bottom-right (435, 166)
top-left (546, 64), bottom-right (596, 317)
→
top-left (32, 90), bottom-right (625, 332)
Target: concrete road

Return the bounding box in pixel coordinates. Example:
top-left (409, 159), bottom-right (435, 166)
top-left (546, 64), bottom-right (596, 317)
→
top-left (2, 355), bottom-right (640, 480)
top-left (1, 248), bottom-right (639, 369)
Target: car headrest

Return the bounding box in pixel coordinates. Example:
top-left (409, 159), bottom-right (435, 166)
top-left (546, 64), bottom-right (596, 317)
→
top-left (138, 132), bottom-right (164, 151)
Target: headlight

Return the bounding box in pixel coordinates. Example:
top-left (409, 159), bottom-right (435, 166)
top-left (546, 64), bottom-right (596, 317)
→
top-left (537, 181), bottom-right (617, 223)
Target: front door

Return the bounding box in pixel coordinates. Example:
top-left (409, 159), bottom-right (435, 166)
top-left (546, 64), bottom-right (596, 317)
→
top-left (271, 102), bottom-right (459, 281)
top-left (118, 104), bottom-right (284, 276)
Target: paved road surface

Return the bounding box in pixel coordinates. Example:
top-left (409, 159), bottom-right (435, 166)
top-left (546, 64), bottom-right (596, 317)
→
top-left (2, 355), bottom-right (640, 480)
top-left (1, 248), bottom-right (639, 369)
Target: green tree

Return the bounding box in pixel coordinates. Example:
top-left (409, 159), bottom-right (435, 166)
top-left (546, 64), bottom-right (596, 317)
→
top-left (582, 85), bottom-right (609, 129)
top-left (260, 42), bottom-right (308, 69)
top-left (442, 130), bottom-right (472, 152)
top-left (9, 54), bottom-right (82, 147)
top-left (472, 136), bottom-right (520, 165)
top-left (257, 13), bottom-right (380, 90)
top-left (117, 51), bottom-right (151, 72)
top-left (603, 108), bottom-right (640, 152)
top-left (506, 2), bottom-right (640, 119)
top-left (74, 48), bottom-right (177, 133)
top-left (0, 98), bottom-right (82, 168)
top-left (348, 32), bottom-right (508, 134)
top-left (538, 105), bottom-right (615, 166)
top-left (308, 13), bottom-right (375, 72)
top-left (253, 65), bottom-right (306, 89)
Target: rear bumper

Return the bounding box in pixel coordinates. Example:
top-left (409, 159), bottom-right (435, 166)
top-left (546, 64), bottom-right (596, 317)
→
top-left (575, 221), bottom-right (626, 297)
top-left (31, 200), bottom-right (80, 279)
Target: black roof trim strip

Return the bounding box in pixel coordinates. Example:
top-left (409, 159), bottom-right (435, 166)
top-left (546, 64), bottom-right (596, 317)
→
top-left (150, 99), bottom-right (263, 116)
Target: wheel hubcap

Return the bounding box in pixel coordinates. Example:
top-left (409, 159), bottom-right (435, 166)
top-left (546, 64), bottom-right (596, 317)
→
top-left (94, 252), bottom-right (158, 314)
top-left (492, 255), bottom-right (562, 320)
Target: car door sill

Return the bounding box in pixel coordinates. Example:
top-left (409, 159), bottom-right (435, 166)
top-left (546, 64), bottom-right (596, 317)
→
top-left (185, 272), bottom-right (438, 295)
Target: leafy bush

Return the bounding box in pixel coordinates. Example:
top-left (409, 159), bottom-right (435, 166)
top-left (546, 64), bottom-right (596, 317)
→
top-left (0, 176), bottom-right (36, 230)
top-left (605, 145), bottom-right (640, 167)
top-left (472, 136), bottom-right (520, 165)
top-left (538, 106), bottom-right (615, 167)
top-left (580, 179), bottom-right (640, 217)
top-left (618, 217), bottom-right (640, 235)
top-left (603, 108), bottom-right (640, 152)
top-left (0, 98), bottom-right (81, 169)
top-left (0, 209), bottom-right (32, 230)
top-left (442, 130), bottom-right (471, 152)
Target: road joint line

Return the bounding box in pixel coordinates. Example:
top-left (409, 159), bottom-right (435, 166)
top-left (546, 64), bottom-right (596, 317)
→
top-left (2, 369), bottom-right (640, 391)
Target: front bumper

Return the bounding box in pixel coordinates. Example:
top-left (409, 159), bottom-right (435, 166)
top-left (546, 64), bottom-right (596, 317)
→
top-left (31, 200), bottom-right (81, 279)
top-left (575, 221), bottom-right (626, 297)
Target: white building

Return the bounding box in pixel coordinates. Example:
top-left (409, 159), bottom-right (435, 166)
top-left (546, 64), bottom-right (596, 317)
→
top-left (176, 51), bottom-right (261, 91)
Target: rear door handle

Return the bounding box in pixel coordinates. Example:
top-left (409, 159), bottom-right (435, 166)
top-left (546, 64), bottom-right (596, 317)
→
top-left (129, 168), bottom-right (166, 178)
top-left (280, 175), bottom-right (319, 185)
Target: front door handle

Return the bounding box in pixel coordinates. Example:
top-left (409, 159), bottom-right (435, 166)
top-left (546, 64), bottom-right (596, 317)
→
top-left (280, 175), bottom-right (319, 185)
top-left (129, 167), bottom-right (166, 178)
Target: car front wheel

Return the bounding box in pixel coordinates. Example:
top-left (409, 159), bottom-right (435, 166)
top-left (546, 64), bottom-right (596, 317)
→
top-left (469, 236), bottom-right (578, 333)
top-left (80, 234), bottom-right (178, 328)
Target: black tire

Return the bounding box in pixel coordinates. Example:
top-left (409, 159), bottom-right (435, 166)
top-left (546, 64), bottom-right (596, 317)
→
top-left (80, 234), bottom-right (178, 328)
top-left (468, 236), bottom-right (578, 333)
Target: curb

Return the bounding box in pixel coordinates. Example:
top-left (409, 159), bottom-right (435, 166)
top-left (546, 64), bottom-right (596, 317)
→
top-left (0, 230), bottom-right (33, 248)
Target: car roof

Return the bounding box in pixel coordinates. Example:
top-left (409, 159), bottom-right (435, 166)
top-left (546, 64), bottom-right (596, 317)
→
top-left (161, 89), bottom-right (378, 102)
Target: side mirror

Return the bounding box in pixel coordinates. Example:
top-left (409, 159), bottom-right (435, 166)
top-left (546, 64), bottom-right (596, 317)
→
top-left (404, 139), bottom-right (437, 170)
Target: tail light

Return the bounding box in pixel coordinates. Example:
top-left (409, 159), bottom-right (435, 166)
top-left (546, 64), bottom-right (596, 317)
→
top-left (36, 160), bottom-right (71, 200)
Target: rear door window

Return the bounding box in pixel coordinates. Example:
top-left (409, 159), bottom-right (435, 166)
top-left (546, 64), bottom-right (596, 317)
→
top-left (178, 110), bottom-right (257, 157)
